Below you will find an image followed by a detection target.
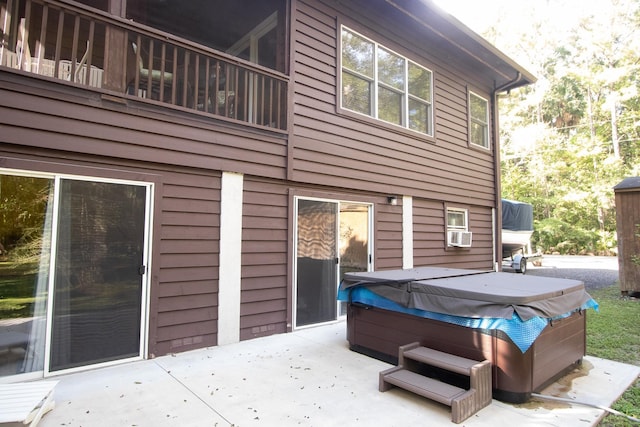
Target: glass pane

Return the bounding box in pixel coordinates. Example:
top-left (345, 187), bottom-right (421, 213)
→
top-left (50, 180), bottom-right (146, 371)
top-left (377, 48), bottom-right (404, 90)
top-left (342, 72), bottom-right (372, 115)
top-left (258, 26), bottom-right (277, 70)
top-left (470, 93), bottom-right (488, 123)
top-left (409, 99), bottom-right (430, 134)
top-left (296, 200), bottom-right (337, 327)
top-left (378, 85), bottom-right (403, 125)
top-left (408, 62), bottom-right (431, 101)
top-left (341, 29), bottom-right (374, 77)
top-left (448, 210), bottom-right (466, 228)
top-left (339, 203), bottom-right (369, 316)
top-left (0, 175), bottom-right (52, 377)
top-left (471, 121), bottom-right (488, 147)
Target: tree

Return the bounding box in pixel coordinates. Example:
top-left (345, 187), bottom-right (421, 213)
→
top-left (489, 0), bottom-right (639, 254)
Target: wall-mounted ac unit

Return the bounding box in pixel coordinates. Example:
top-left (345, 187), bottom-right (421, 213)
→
top-left (448, 230), bottom-right (473, 247)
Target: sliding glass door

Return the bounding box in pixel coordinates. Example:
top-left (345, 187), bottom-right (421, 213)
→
top-left (0, 172), bottom-right (151, 378)
top-left (295, 199), bottom-right (338, 327)
top-left (295, 198), bottom-right (372, 327)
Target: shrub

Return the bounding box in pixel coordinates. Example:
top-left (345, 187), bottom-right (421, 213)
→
top-left (532, 218), bottom-right (600, 254)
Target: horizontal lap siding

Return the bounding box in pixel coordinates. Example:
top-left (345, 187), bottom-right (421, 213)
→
top-left (292, 0), bottom-right (496, 206)
top-left (240, 178), bottom-right (289, 340)
top-left (0, 79), bottom-right (288, 180)
top-left (376, 203), bottom-right (403, 270)
top-left (413, 198), bottom-right (494, 270)
top-left (155, 171), bottom-right (221, 355)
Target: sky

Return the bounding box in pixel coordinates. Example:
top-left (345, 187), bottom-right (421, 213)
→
top-left (430, 0), bottom-right (618, 73)
top-left (432, 0), bottom-right (606, 34)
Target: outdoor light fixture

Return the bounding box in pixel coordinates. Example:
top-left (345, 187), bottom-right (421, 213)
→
top-left (387, 196), bottom-right (398, 205)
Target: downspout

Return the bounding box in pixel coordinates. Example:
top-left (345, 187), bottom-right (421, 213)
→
top-left (492, 72), bottom-right (523, 271)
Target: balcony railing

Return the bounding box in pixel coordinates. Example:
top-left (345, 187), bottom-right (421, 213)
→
top-left (0, 0), bottom-right (287, 130)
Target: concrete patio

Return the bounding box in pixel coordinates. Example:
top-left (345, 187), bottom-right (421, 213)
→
top-left (34, 321), bottom-right (639, 426)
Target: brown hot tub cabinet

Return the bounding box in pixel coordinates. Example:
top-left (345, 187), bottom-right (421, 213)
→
top-left (340, 267), bottom-right (596, 403)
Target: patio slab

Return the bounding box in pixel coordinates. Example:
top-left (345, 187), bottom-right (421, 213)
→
top-left (33, 321), bottom-right (639, 426)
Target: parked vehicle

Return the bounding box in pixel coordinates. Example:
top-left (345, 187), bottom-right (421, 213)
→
top-left (502, 199), bottom-right (542, 273)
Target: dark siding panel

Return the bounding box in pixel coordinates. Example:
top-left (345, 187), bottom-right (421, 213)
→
top-left (376, 204), bottom-right (403, 270)
top-left (0, 83), bottom-right (288, 180)
top-left (240, 178), bottom-right (289, 340)
top-left (155, 171), bottom-right (221, 355)
top-left (292, 0), bottom-right (496, 207)
top-left (413, 198), bottom-right (494, 270)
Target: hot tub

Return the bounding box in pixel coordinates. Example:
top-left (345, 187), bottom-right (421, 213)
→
top-left (339, 267), bottom-right (598, 403)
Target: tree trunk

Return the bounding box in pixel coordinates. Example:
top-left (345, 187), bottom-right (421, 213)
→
top-left (610, 94), bottom-right (621, 159)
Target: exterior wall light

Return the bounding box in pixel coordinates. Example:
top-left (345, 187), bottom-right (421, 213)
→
top-left (387, 196), bottom-right (398, 205)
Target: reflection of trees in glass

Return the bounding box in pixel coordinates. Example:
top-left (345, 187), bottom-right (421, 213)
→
top-left (378, 48), bottom-right (404, 89)
top-left (408, 63), bottom-right (432, 133)
top-left (0, 175), bottom-right (52, 319)
top-left (0, 175), bottom-right (51, 262)
top-left (342, 29), bottom-right (374, 115)
top-left (470, 93), bottom-right (489, 146)
top-left (341, 27), bottom-right (433, 135)
top-left (342, 72), bottom-right (372, 115)
top-left (378, 86), bottom-right (403, 124)
top-left (56, 181), bottom-right (145, 305)
top-left (377, 48), bottom-right (404, 125)
top-left (342, 29), bottom-right (373, 75)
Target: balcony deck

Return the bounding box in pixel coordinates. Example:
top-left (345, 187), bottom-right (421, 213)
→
top-left (0, 0), bottom-right (287, 131)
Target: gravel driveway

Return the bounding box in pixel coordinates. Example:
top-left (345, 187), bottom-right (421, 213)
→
top-left (518, 255), bottom-right (619, 291)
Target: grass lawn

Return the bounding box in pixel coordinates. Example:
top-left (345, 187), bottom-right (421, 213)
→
top-left (586, 285), bottom-right (640, 426)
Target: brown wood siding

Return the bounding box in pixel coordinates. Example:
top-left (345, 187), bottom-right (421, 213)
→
top-left (154, 171), bottom-right (221, 355)
top-left (291, 0), bottom-right (497, 207)
top-left (0, 74), bottom-right (288, 180)
top-left (240, 178), bottom-right (289, 340)
top-left (0, 149), bottom-right (221, 358)
top-left (375, 202), bottom-right (403, 270)
top-left (615, 190), bottom-right (640, 293)
top-left (413, 198), bottom-right (494, 270)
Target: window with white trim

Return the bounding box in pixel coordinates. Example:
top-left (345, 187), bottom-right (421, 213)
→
top-left (469, 91), bottom-right (490, 149)
top-left (447, 208), bottom-right (468, 232)
top-left (446, 207), bottom-right (472, 248)
top-left (340, 26), bottom-right (433, 136)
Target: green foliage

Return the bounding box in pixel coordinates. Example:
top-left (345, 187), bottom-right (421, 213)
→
top-left (532, 218), bottom-right (602, 254)
top-left (495, 0), bottom-right (640, 255)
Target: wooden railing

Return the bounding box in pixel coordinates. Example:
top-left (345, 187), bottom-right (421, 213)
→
top-left (0, 0), bottom-right (288, 130)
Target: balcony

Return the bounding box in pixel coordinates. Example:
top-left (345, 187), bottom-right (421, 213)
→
top-left (0, 0), bottom-right (288, 131)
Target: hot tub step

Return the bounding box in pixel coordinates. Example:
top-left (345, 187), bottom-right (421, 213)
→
top-left (380, 366), bottom-right (466, 405)
top-left (379, 342), bottom-right (492, 423)
top-left (402, 345), bottom-right (479, 375)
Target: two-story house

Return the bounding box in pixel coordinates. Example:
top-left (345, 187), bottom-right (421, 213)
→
top-left (0, 0), bottom-right (535, 380)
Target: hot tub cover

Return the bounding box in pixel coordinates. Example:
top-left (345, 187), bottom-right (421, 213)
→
top-left (338, 267), bottom-right (598, 352)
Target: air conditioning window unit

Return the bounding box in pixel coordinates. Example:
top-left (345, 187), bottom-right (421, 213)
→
top-left (448, 230), bottom-right (472, 247)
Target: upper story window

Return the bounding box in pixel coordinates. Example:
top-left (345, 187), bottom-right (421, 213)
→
top-left (469, 91), bottom-right (490, 149)
top-left (340, 27), bottom-right (433, 136)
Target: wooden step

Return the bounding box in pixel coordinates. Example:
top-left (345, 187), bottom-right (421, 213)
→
top-left (401, 344), bottom-right (479, 375)
top-left (379, 343), bottom-right (493, 423)
top-left (380, 366), bottom-right (466, 405)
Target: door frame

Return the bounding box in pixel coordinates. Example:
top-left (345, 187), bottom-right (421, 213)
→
top-left (292, 195), bottom-right (373, 329)
top-left (0, 168), bottom-right (154, 380)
